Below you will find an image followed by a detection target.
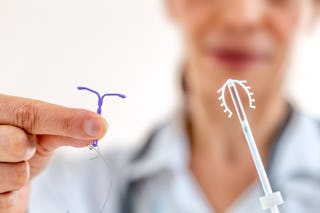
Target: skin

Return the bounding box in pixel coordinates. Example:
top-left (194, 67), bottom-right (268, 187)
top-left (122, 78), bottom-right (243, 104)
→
top-left (0, 95), bottom-right (107, 212)
top-left (0, 1), bottom-right (318, 212)
top-left (167, 0), bottom-right (319, 212)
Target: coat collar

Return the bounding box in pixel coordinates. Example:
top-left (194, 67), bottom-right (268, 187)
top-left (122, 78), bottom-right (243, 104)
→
top-left (126, 107), bottom-right (320, 187)
top-left (127, 112), bottom-right (189, 181)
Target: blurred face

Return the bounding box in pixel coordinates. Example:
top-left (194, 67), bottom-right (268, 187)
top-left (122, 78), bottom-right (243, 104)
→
top-left (169, 0), bottom-right (317, 101)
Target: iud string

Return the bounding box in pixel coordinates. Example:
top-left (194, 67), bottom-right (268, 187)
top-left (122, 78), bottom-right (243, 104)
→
top-left (77, 86), bottom-right (126, 213)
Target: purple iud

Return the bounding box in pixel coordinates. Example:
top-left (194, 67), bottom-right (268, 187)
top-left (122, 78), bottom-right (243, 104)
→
top-left (77, 86), bottom-right (126, 147)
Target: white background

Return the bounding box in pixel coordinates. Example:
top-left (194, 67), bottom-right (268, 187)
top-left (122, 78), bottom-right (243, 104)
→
top-left (0, 0), bottom-right (319, 150)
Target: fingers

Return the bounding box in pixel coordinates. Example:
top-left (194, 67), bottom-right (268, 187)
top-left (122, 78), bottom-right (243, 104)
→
top-left (0, 125), bottom-right (36, 163)
top-left (0, 162), bottom-right (30, 193)
top-left (36, 135), bottom-right (93, 151)
top-left (0, 94), bottom-right (108, 140)
top-left (0, 184), bottom-right (30, 212)
top-left (0, 191), bottom-right (17, 209)
top-left (28, 135), bottom-right (92, 178)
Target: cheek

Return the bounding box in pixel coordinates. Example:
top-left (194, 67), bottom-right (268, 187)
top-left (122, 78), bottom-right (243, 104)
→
top-left (177, 1), bottom-right (215, 39)
top-left (255, 7), bottom-right (303, 95)
top-left (267, 6), bottom-right (301, 50)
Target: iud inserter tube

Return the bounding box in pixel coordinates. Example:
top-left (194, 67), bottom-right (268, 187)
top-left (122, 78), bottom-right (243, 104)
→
top-left (218, 79), bottom-right (284, 213)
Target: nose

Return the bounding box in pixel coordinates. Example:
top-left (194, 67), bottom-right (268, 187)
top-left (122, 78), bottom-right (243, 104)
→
top-left (219, 0), bottom-right (263, 35)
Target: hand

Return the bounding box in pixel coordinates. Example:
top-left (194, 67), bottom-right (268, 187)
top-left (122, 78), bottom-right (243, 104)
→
top-left (0, 94), bottom-right (108, 212)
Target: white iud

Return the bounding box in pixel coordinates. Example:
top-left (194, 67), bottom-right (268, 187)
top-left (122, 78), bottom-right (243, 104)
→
top-left (218, 79), bottom-right (284, 213)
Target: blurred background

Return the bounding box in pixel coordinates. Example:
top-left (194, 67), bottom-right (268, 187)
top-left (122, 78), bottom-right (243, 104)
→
top-left (0, 0), bottom-right (319, 151)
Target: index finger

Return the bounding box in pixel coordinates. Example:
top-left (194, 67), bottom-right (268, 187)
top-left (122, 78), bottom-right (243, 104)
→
top-left (0, 94), bottom-right (108, 140)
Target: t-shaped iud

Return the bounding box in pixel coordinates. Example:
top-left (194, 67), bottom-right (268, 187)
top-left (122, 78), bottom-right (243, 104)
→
top-left (77, 86), bottom-right (126, 148)
top-left (218, 79), bottom-right (284, 213)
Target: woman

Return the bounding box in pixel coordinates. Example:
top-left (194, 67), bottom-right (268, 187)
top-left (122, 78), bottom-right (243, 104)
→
top-left (1, 0), bottom-right (320, 212)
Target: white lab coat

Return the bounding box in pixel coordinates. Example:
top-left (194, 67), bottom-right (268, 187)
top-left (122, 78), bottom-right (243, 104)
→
top-left (30, 109), bottom-right (320, 213)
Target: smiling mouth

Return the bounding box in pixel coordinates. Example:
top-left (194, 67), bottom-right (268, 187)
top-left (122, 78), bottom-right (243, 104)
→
top-left (206, 48), bottom-right (267, 68)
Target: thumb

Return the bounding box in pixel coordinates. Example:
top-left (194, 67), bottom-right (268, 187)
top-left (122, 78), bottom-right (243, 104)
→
top-left (0, 94), bottom-right (108, 140)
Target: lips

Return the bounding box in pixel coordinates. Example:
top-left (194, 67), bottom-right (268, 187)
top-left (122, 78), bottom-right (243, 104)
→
top-left (206, 48), bottom-right (266, 68)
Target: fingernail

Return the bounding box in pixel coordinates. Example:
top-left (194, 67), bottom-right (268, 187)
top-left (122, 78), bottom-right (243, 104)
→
top-left (84, 118), bottom-right (107, 138)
